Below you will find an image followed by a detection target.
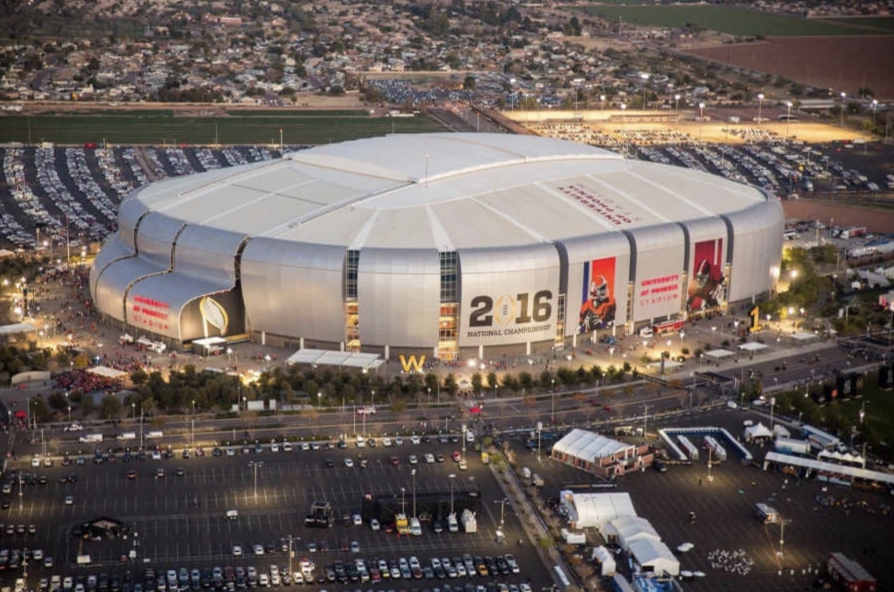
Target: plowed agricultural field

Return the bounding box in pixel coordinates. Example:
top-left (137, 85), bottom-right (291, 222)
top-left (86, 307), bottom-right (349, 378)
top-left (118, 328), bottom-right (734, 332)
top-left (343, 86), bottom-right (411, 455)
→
top-left (686, 36), bottom-right (894, 100)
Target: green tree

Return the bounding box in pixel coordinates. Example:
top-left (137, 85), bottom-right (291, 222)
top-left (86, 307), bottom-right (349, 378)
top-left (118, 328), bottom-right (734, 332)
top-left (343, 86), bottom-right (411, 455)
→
top-left (99, 394), bottom-right (122, 419)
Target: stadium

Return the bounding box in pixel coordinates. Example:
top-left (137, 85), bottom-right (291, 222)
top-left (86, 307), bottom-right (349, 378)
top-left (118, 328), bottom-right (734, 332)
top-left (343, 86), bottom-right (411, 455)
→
top-left (90, 133), bottom-right (784, 363)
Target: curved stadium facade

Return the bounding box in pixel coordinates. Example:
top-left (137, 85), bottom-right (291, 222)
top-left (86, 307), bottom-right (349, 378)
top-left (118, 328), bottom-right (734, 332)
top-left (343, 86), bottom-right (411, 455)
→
top-left (90, 133), bottom-right (784, 361)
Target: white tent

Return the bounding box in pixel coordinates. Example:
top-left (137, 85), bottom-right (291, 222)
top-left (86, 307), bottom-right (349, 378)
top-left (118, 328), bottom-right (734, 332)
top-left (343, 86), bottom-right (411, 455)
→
top-left (87, 366), bottom-right (128, 379)
top-left (738, 342), bottom-right (768, 352)
top-left (560, 491), bottom-right (636, 530)
top-left (744, 422), bottom-right (773, 442)
top-left (704, 348), bottom-right (735, 359)
top-left (590, 546), bottom-right (617, 577)
top-left (772, 424), bottom-right (791, 439)
top-left (628, 538), bottom-right (680, 577)
top-left (791, 332), bottom-right (818, 341)
top-left (613, 516), bottom-right (660, 550)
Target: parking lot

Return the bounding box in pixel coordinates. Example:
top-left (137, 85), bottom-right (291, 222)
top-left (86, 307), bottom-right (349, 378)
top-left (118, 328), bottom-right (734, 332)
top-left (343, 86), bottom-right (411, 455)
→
top-left (1, 434), bottom-right (554, 592)
top-left (523, 407), bottom-right (894, 592)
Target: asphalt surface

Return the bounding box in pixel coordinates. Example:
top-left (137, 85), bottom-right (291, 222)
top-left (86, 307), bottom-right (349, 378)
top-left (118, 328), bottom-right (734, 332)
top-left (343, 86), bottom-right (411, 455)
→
top-left (0, 435), bottom-right (549, 592)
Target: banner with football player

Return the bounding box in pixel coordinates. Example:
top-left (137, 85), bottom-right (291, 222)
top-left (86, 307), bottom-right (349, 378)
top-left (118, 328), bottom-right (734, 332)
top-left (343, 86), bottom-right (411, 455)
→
top-left (579, 257), bottom-right (617, 333)
top-left (687, 238), bottom-right (726, 313)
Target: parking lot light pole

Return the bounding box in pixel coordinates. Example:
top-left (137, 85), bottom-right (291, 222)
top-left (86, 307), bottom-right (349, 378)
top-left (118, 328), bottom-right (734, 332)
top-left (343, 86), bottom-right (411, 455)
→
top-left (495, 498), bottom-right (508, 528)
top-left (282, 535), bottom-right (299, 580)
top-left (249, 461), bottom-right (263, 500)
top-left (839, 92), bottom-right (846, 127)
top-left (448, 474), bottom-right (456, 515)
top-left (412, 469), bottom-right (417, 519)
top-left (757, 93), bottom-right (764, 130)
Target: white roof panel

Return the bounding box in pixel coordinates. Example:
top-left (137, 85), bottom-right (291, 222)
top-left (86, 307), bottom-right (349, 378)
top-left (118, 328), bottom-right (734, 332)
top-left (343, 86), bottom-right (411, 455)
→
top-left (123, 134), bottom-right (769, 252)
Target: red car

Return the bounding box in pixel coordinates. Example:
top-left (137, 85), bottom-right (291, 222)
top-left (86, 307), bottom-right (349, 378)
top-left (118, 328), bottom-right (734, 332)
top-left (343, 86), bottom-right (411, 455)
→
top-left (451, 451), bottom-right (462, 463)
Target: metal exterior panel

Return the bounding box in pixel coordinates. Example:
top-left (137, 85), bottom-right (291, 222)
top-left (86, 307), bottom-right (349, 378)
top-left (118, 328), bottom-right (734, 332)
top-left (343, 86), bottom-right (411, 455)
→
top-left (117, 197), bottom-right (150, 250)
top-left (174, 225), bottom-right (244, 284)
top-left (241, 239), bottom-right (345, 342)
top-left (136, 212), bottom-right (183, 269)
top-left (94, 257), bottom-right (164, 323)
top-left (358, 249), bottom-right (440, 348)
top-left (561, 233), bottom-right (631, 337)
top-left (90, 235), bottom-right (135, 300)
top-left (628, 224), bottom-right (686, 322)
top-left (725, 201), bottom-right (784, 302)
top-left (458, 244), bottom-right (560, 347)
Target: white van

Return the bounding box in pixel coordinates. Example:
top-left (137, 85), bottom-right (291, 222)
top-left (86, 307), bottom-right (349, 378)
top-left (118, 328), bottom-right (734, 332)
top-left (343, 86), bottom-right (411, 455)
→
top-left (409, 517), bottom-right (422, 536)
top-left (638, 326), bottom-right (654, 338)
top-left (117, 432), bottom-right (136, 441)
top-left (78, 434), bottom-right (103, 443)
top-left (146, 431), bottom-right (164, 439)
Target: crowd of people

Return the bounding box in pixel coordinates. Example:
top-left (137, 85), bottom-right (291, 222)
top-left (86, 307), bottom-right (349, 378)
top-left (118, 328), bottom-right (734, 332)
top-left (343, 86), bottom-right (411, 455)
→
top-left (707, 548), bottom-right (754, 576)
top-left (52, 368), bottom-right (125, 394)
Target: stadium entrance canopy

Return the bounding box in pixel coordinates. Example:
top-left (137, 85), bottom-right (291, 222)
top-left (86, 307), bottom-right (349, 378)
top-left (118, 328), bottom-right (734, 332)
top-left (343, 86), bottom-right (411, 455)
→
top-left (285, 349), bottom-right (385, 372)
top-left (791, 332), bottom-right (818, 341)
top-left (704, 348), bottom-right (735, 360)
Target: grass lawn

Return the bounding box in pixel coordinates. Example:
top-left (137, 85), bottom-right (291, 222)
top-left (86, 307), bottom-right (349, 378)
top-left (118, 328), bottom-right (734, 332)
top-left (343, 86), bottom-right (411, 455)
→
top-left (0, 112), bottom-right (447, 146)
top-left (820, 16), bottom-right (894, 33)
top-left (578, 5), bottom-right (873, 36)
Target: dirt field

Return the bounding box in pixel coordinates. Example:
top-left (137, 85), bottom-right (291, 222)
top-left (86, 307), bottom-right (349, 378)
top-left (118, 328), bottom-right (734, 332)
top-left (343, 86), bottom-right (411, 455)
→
top-left (685, 36), bottom-right (894, 101)
top-left (782, 200), bottom-right (894, 233)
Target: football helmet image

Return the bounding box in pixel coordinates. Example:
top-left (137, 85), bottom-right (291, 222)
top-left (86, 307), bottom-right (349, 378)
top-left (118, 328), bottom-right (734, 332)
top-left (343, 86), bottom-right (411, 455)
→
top-left (688, 258), bottom-right (725, 312)
top-left (579, 275), bottom-right (616, 332)
top-left (590, 276), bottom-right (610, 302)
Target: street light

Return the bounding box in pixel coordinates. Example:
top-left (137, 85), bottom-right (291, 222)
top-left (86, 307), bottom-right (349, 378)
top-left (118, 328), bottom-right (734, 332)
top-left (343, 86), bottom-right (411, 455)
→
top-left (249, 461), bottom-right (263, 499)
top-left (411, 469), bottom-right (417, 519)
top-left (840, 92), bottom-right (847, 128)
top-left (674, 93), bottom-right (680, 112)
top-left (282, 535), bottom-right (300, 583)
top-left (757, 93), bottom-right (764, 131)
top-left (639, 72), bottom-right (649, 109)
top-left (867, 99), bottom-right (878, 153)
top-left (698, 102), bottom-right (705, 142)
top-left (784, 101), bottom-right (792, 145)
top-left (550, 379), bottom-right (556, 423)
top-left (495, 498), bottom-right (508, 529)
top-left (599, 94), bottom-right (606, 110)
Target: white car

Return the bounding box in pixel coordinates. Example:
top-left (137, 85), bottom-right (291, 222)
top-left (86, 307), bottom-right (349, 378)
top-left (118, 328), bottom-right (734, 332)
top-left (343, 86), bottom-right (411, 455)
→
top-left (410, 435), bottom-right (421, 445)
top-left (408, 454), bottom-right (418, 465)
top-left (381, 437), bottom-right (393, 447)
top-left (253, 543), bottom-right (265, 555)
top-left (232, 545), bottom-right (243, 556)
top-left (65, 423), bottom-right (83, 432)
top-left (424, 453), bottom-right (435, 464)
top-left (344, 458), bottom-right (354, 468)
top-left (370, 519), bottom-right (380, 531)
